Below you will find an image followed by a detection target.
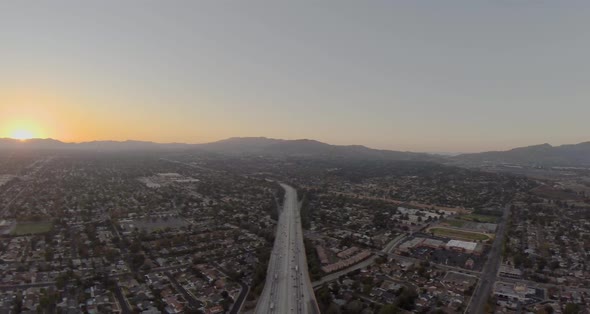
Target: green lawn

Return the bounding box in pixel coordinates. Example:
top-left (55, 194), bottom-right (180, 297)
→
top-left (12, 222), bottom-right (53, 235)
top-left (458, 214), bottom-right (499, 223)
top-left (429, 227), bottom-right (490, 241)
top-left (446, 219), bottom-right (466, 228)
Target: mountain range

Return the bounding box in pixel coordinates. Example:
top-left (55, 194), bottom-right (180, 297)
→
top-left (452, 142), bottom-right (590, 167)
top-left (0, 138), bottom-right (188, 151)
top-left (0, 137), bottom-right (436, 161)
top-left (195, 137), bottom-right (437, 161)
top-left (1, 137), bottom-right (589, 166)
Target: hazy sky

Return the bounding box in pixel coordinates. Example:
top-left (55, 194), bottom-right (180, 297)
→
top-left (1, 1), bottom-right (589, 152)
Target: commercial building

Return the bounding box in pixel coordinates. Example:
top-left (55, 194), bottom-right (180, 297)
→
top-left (445, 240), bottom-right (477, 254)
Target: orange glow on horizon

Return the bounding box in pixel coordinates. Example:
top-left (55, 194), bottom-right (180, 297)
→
top-left (0, 88), bottom-right (70, 141)
top-left (2, 119), bottom-right (45, 140)
top-left (9, 129), bottom-right (35, 141)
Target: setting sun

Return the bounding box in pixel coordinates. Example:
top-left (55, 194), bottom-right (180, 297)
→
top-left (1, 119), bottom-right (44, 141)
top-left (10, 129), bottom-right (35, 140)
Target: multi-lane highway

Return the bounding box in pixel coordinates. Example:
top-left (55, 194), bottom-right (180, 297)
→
top-left (255, 184), bottom-right (319, 314)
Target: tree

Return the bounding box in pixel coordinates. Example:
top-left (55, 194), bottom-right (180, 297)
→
top-left (549, 260), bottom-right (560, 271)
top-left (537, 257), bottom-right (547, 271)
top-left (45, 248), bottom-right (54, 261)
top-left (131, 253), bottom-right (145, 269)
top-left (564, 303), bottom-right (580, 314)
top-left (317, 284), bottom-right (333, 312)
top-left (379, 304), bottom-right (399, 314)
top-left (344, 300), bottom-right (363, 314)
top-left (396, 287), bottom-right (418, 310)
top-left (13, 291), bottom-right (22, 313)
top-left (56, 274), bottom-right (67, 290)
top-left (363, 283), bottom-right (373, 295)
top-left (326, 303), bottom-right (341, 314)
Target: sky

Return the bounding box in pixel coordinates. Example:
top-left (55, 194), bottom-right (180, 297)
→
top-left (1, 1), bottom-right (589, 153)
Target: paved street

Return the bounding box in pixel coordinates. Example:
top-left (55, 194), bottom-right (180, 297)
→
top-left (113, 282), bottom-right (132, 314)
top-left (311, 232), bottom-right (405, 287)
top-left (312, 249), bottom-right (481, 288)
top-left (0, 282), bottom-right (56, 291)
top-left (466, 204), bottom-right (511, 314)
top-left (255, 184), bottom-right (319, 314)
top-left (165, 271), bottom-right (201, 310)
top-left (213, 262), bottom-right (249, 314)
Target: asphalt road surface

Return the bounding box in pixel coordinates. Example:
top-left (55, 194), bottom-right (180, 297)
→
top-left (113, 282), bottom-right (132, 314)
top-left (466, 204), bottom-right (511, 314)
top-left (255, 184), bottom-right (319, 314)
top-left (165, 271), bottom-right (201, 310)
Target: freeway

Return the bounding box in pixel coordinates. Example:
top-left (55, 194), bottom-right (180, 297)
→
top-left (255, 184), bottom-right (320, 314)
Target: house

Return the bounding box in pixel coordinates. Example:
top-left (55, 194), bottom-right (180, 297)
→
top-left (163, 296), bottom-right (184, 314)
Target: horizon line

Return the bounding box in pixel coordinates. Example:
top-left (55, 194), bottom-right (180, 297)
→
top-left (1, 136), bottom-right (588, 155)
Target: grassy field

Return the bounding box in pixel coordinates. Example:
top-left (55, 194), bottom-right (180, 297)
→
top-left (445, 219), bottom-right (466, 228)
top-left (458, 214), bottom-right (499, 223)
top-left (12, 222), bottom-right (53, 235)
top-left (429, 227), bottom-right (490, 241)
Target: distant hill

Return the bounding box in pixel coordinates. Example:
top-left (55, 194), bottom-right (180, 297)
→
top-left (193, 137), bottom-right (285, 153)
top-left (0, 138), bottom-right (190, 152)
top-left (0, 138), bottom-right (68, 150)
top-left (0, 136), bottom-right (439, 161)
top-left (195, 137), bottom-right (438, 161)
top-left (3, 137), bottom-right (588, 165)
top-left (453, 142), bottom-right (590, 166)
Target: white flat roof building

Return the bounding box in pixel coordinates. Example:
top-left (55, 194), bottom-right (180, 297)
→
top-left (446, 240), bottom-right (477, 252)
